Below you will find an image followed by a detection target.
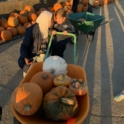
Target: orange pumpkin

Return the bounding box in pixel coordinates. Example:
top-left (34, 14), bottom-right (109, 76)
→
top-left (24, 5), bottom-right (36, 13)
top-left (7, 17), bottom-right (19, 27)
top-left (11, 83), bottom-right (43, 116)
top-left (1, 21), bottom-right (9, 29)
top-left (23, 22), bottom-right (32, 28)
top-left (42, 86), bottom-right (79, 121)
top-left (1, 30), bottom-right (12, 41)
top-left (17, 14), bottom-right (28, 24)
top-left (7, 27), bottom-right (17, 36)
top-left (69, 0), bottom-right (73, 6)
top-left (82, 4), bottom-right (88, 12)
top-left (20, 10), bottom-right (29, 16)
top-left (82, 0), bottom-right (88, 6)
top-left (16, 26), bottom-right (26, 34)
top-left (77, 2), bottom-right (83, 12)
top-left (30, 71), bottom-right (54, 95)
top-left (69, 79), bottom-right (88, 96)
top-left (93, 0), bottom-right (99, 7)
top-left (28, 13), bottom-right (37, 21)
top-left (0, 27), bottom-right (5, 38)
top-left (53, 3), bottom-right (62, 12)
top-left (9, 12), bottom-right (19, 18)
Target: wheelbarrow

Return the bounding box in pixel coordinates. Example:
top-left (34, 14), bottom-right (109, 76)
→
top-left (67, 12), bottom-right (112, 42)
top-left (11, 32), bottom-right (90, 124)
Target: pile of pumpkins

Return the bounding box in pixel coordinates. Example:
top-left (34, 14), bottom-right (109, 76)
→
top-left (0, 0), bottom-right (73, 43)
top-left (11, 56), bottom-right (88, 121)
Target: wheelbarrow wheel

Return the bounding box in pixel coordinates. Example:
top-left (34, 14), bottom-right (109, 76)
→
top-left (13, 117), bottom-right (21, 124)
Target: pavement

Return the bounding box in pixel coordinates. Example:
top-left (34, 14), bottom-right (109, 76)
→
top-left (0, 0), bottom-right (124, 123)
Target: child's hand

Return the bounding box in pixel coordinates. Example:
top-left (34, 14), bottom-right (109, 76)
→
top-left (63, 30), bottom-right (68, 35)
top-left (52, 30), bottom-right (56, 35)
top-left (24, 58), bottom-right (32, 65)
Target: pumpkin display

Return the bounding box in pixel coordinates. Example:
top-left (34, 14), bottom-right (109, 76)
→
top-left (7, 27), bottom-right (17, 36)
top-left (11, 83), bottom-right (43, 116)
top-left (16, 25), bottom-right (26, 34)
top-left (23, 22), bottom-right (32, 28)
top-left (1, 30), bottom-right (12, 41)
top-left (77, 2), bottom-right (83, 12)
top-left (17, 14), bottom-right (28, 24)
top-left (7, 17), bottom-right (19, 27)
top-left (53, 3), bottom-right (62, 12)
top-left (1, 21), bottom-right (9, 29)
top-left (43, 56), bottom-right (67, 76)
top-left (28, 13), bottom-right (37, 21)
top-left (9, 12), bottom-right (19, 18)
top-left (69, 79), bottom-right (88, 96)
top-left (93, 0), bottom-right (99, 7)
top-left (30, 71), bottom-right (54, 95)
top-left (42, 86), bottom-right (79, 121)
top-left (53, 74), bottom-right (71, 86)
top-left (24, 5), bottom-right (36, 13)
top-left (0, 27), bottom-right (5, 38)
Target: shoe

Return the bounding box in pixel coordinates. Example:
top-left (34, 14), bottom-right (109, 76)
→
top-left (114, 91), bottom-right (124, 102)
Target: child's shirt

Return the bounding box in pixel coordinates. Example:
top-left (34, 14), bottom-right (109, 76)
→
top-left (52, 19), bottom-right (75, 45)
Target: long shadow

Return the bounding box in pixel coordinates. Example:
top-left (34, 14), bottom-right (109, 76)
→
top-left (0, 70), bottom-right (22, 108)
top-left (111, 1), bottom-right (124, 95)
top-left (100, 4), bottom-right (112, 124)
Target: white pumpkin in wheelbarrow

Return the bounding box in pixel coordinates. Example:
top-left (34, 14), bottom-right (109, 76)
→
top-left (43, 56), bottom-right (67, 76)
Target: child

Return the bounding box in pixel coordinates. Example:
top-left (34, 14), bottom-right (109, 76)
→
top-left (51, 8), bottom-right (75, 58)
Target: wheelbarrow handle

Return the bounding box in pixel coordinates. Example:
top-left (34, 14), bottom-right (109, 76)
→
top-left (44, 32), bottom-right (77, 64)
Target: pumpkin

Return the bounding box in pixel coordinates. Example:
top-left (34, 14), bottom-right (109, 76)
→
top-left (93, 0), bottom-right (99, 7)
top-left (0, 18), bottom-right (7, 24)
top-left (69, 79), bottom-right (88, 96)
top-left (16, 25), bottom-right (26, 34)
top-left (11, 83), bottom-right (43, 116)
top-left (81, 0), bottom-right (88, 6)
top-left (1, 30), bottom-right (12, 41)
top-left (53, 3), bottom-right (62, 12)
top-left (82, 4), bottom-right (88, 12)
top-left (99, 0), bottom-right (104, 6)
top-left (43, 56), bottom-right (67, 76)
top-left (7, 27), bottom-right (17, 36)
top-left (17, 14), bottom-right (28, 24)
top-left (7, 17), bottom-right (19, 27)
top-left (23, 22), bottom-right (32, 28)
top-left (77, 2), bottom-right (83, 12)
top-left (31, 20), bottom-right (36, 25)
top-left (28, 13), bottom-right (37, 21)
top-left (53, 74), bottom-right (71, 87)
top-left (30, 71), bottom-right (54, 95)
top-left (20, 10), bottom-right (29, 15)
top-left (42, 86), bottom-right (79, 121)
top-left (9, 12), bottom-right (19, 18)
top-left (0, 27), bottom-right (5, 38)
top-left (69, 0), bottom-right (73, 6)
top-left (1, 21), bottom-right (9, 29)
top-left (24, 5), bottom-right (35, 13)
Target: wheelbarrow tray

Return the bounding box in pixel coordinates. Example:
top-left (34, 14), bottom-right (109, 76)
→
top-left (11, 62), bottom-right (90, 124)
top-left (67, 12), bottom-right (105, 34)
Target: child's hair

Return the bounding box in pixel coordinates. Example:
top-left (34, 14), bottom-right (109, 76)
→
top-left (55, 8), bottom-right (67, 18)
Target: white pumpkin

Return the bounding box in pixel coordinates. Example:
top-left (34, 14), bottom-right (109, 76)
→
top-left (43, 56), bottom-right (67, 76)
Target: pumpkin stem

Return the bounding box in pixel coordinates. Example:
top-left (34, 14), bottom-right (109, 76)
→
top-left (60, 98), bottom-right (74, 105)
top-left (24, 104), bottom-right (31, 111)
top-left (42, 74), bottom-right (48, 79)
